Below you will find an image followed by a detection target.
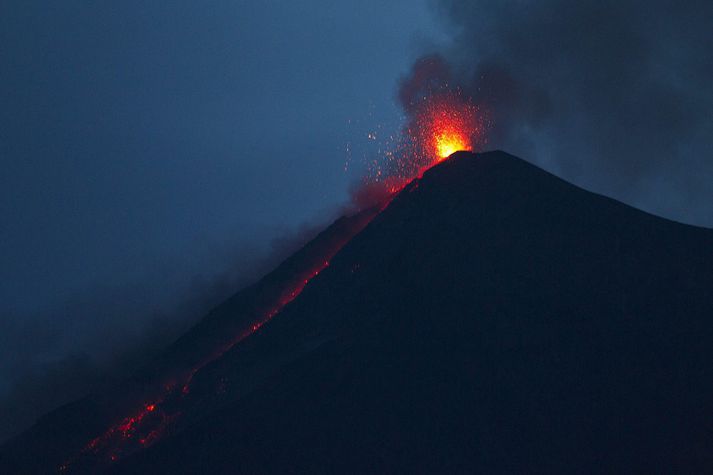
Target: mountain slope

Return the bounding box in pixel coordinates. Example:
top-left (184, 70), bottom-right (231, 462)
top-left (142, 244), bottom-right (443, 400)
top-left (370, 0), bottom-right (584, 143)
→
top-left (4, 151), bottom-right (713, 473)
top-left (0, 205), bottom-right (378, 473)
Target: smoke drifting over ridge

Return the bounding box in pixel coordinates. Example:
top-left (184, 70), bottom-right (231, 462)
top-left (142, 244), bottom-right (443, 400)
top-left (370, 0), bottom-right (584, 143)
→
top-left (406, 0), bottom-right (713, 226)
top-left (0, 221), bottom-right (333, 444)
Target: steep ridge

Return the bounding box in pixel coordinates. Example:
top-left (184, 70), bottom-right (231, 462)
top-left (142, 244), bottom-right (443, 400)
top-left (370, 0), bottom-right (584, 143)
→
top-left (3, 151), bottom-right (713, 473)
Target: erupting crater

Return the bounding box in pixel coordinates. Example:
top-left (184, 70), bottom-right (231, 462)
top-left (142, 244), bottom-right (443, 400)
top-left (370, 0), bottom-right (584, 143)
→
top-left (369, 88), bottom-right (485, 189)
top-left (427, 100), bottom-right (478, 161)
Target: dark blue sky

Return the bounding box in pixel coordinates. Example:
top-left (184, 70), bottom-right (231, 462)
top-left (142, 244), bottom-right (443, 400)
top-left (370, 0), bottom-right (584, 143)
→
top-left (1, 1), bottom-right (443, 314)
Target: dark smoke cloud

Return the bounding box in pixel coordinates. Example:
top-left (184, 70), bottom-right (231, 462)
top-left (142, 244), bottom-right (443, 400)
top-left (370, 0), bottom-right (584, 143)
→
top-left (398, 55), bottom-right (455, 113)
top-left (0, 186), bottom-right (385, 443)
top-left (413, 0), bottom-right (713, 226)
top-left (0, 223), bottom-right (330, 443)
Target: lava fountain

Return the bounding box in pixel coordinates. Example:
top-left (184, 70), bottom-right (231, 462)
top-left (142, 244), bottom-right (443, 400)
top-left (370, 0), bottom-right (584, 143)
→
top-left (412, 91), bottom-right (481, 164)
top-left (367, 89), bottom-right (485, 192)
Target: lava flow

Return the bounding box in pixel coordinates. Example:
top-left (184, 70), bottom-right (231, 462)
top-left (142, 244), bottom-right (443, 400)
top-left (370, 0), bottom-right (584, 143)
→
top-left (59, 209), bottom-right (378, 473)
top-left (61, 263), bottom-right (332, 472)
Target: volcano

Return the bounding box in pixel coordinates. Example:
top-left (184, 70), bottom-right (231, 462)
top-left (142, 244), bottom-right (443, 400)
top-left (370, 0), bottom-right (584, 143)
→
top-left (2, 151), bottom-right (713, 473)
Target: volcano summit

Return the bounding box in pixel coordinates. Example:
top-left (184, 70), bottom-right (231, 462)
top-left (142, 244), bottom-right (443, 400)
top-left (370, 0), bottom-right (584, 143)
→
top-left (2, 151), bottom-right (712, 474)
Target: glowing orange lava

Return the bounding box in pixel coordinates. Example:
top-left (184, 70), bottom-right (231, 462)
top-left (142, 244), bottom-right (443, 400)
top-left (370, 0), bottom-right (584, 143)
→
top-left (435, 130), bottom-right (469, 161)
top-left (366, 89), bottom-right (484, 190)
top-left (421, 96), bottom-right (478, 163)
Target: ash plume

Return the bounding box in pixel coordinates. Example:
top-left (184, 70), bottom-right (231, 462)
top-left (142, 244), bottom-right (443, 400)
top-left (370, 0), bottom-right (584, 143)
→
top-left (406, 0), bottom-right (713, 226)
top-left (397, 55), bottom-right (455, 115)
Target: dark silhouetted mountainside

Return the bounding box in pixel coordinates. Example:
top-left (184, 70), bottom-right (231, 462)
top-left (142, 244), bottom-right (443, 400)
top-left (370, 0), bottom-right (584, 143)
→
top-left (2, 151), bottom-right (712, 474)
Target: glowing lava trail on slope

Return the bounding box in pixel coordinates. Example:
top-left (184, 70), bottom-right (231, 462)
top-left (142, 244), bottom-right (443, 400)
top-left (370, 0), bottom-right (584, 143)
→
top-left (59, 215), bottom-right (374, 473)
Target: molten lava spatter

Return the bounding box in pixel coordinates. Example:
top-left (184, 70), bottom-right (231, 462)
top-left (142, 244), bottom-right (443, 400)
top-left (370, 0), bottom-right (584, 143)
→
top-left (409, 91), bottom-right (482, 167)
top-left (420, 97), bottom-right (479, 162)
top-left (366, 89), bottom-right (485, 194)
